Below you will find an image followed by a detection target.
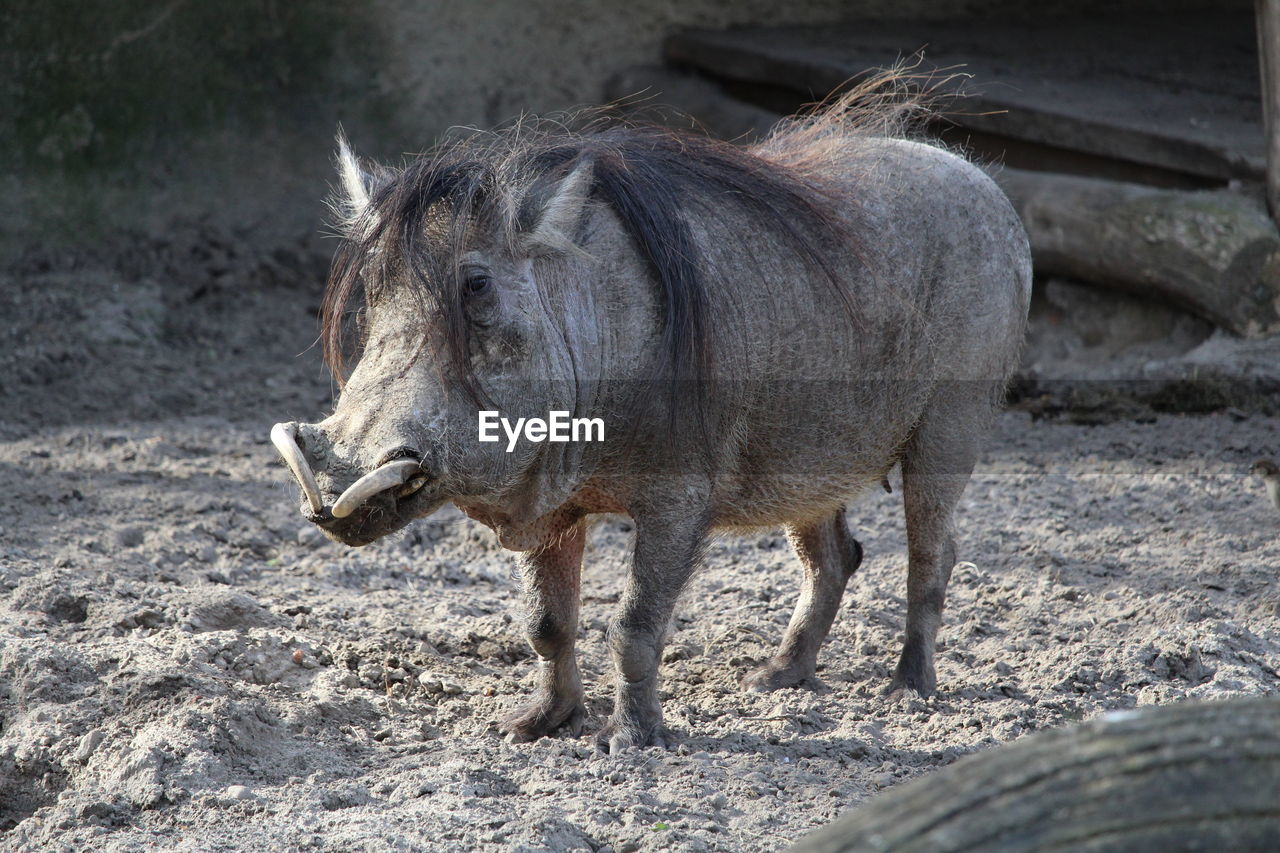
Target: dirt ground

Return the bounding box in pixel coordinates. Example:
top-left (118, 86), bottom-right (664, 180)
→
top-left (3, 230), bottom-right (1279, 853)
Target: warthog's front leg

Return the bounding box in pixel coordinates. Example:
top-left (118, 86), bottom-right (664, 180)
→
top-left (501, 517), bottom-right (587, 742)
top-left (598, 505), bottom-right (707, 753)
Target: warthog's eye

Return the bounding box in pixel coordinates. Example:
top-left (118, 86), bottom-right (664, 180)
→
top-left (464, 273), bottom-right (493, 297)
top-left (353, 306), bottom-right (370, 344)
top-left (461, 268), bottom-right (499, 331)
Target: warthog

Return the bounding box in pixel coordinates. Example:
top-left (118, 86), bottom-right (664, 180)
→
top-left (271, 83), bottom-right (1032, 751)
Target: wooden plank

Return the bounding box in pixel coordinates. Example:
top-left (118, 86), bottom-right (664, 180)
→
top-left (665, 12), bottom-right (1264, 183)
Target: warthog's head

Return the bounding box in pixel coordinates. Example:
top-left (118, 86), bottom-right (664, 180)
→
top-left (272, 132), bottom-right (648, 547)
top-left (273, 121), bottom-right (843, 546)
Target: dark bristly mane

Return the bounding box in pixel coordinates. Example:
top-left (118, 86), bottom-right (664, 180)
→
top-left (320, 116), bottom-right (859, 399)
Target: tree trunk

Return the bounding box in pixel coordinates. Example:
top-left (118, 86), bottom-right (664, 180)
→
top-left (997, 168), bottom-right (1280, 337)
top-left (791, 698), bottom-right (1280, 853)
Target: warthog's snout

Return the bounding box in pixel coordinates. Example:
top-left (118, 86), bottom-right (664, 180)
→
top-left (270, 421), bottom-right (430, 522)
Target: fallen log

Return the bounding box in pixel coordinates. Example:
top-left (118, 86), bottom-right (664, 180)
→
top-left (997, 168), bottom-right (1280, 337)
top-left (791, 698), bottom-right (1280, 853)
top-left (604, 66), bottom-right (1280, 337)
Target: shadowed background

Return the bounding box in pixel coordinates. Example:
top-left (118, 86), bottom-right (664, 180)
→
top-left (1, 0), bottom-right (1239, 254)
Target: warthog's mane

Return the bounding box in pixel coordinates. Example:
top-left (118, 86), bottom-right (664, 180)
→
top-left (321, 69), bottom-right (937, 405)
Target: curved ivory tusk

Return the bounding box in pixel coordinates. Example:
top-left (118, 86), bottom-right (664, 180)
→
top-left (270, 422), bottom-right (324, 515)
top-left (331, 460), bottom-right (422, 519)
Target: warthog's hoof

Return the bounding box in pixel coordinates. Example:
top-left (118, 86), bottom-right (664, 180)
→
top-left (887, 659), bottom-right (937, 698)
top-left (594, 718), bottom-right (673, 754)
top-left (884, 685), bottom-right (928, 706)
top-left (500, 694), bottom-right (586, 743)
top-left (740, 658), bottom-right (814, 693)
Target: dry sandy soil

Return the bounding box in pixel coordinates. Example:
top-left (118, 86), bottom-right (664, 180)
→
top-left (2, 230), bottom-right (1279, 853)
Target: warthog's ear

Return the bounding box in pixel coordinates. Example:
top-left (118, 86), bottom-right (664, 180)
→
top-left (333, 130), bottom-right (383, 232)
top-left (520, 159), bottom-right (594, 257)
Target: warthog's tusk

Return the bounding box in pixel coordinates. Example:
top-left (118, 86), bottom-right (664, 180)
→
top-left (331, 460), bottom-right (422, 519)
top-left (270, 422), bottom-right (323, 515)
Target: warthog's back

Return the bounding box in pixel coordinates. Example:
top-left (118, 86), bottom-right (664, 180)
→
top-left (707, 135), bottom-right (1032, 525)
top-left (749, 133), bottom-right (1031, 379)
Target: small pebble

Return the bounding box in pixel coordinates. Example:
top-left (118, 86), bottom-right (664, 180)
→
top-left (296, 526), bottom-right (326, 547)
top-left (74, 730), bottom-right (106, 763)
top-left (115, 527), bottom-right (145, 548)
top-left (225, 785), bottom-right (256, 800)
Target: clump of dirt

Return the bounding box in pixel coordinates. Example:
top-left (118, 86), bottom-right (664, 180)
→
top-left (2, 235), bottom-right (1279, 851)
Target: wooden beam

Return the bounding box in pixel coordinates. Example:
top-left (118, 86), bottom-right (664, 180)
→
top-left (607, 69), bottom-right (1280, 412)
top-left (605, 68), bottom-right (1280, 337)
top-left (1258, 0), bottom-right (1280, 224)
top-left (664, 14), bottom-right (1264, 184)
top-left (604, 65), bottom-right (778, 141)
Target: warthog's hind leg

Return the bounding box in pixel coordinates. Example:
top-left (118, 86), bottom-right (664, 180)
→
top-left (501, 517), bottom-right (588, 742)
top-left (741, 509), bottom-right (862, 692)
top-left (889, 390), bottom-right (988, 697)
